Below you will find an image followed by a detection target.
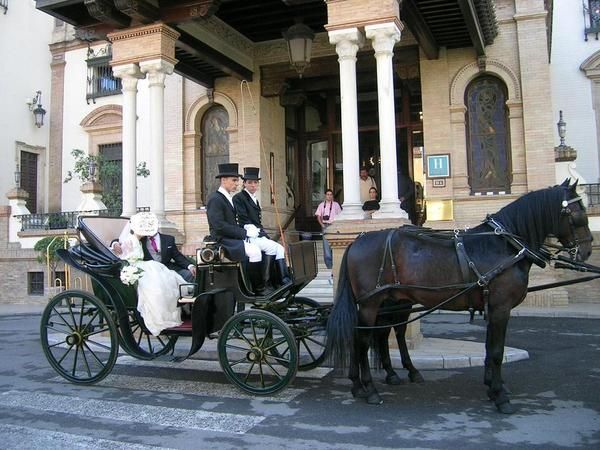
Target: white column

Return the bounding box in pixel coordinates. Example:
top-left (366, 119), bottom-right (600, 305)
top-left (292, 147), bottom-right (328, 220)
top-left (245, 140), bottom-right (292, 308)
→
top-left (329, 28), bottom-right (365, 220)
top-left (140, 59), bottom-right (175, 229)
top-left (366, 23), bottom-right (406, 219)
top-left (112, 63), bottom-right (144, 218)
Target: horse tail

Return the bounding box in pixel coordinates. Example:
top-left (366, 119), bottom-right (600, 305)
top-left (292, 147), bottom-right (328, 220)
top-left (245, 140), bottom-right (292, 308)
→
top-left (326, 246), bottom-right (357, 368)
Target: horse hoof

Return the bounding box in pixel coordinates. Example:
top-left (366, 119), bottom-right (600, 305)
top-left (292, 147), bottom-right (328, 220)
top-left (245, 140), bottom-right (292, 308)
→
top-left (367, 393), bottom-right (383, 405)
top-left (409, 372), bottom-right (425, 384)
top-left (496, 400), bottom-right (516, 414)
top-left (351, 387), bottom-right (368, 399)
top-left (385, 374), bottom-right (403, 385)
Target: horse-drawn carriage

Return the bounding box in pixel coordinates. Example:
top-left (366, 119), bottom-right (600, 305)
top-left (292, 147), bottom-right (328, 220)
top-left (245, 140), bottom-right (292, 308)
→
top-left (40, 216), bottom-right (329, 395)
top-left (41, 181), bottom-right (596, 413)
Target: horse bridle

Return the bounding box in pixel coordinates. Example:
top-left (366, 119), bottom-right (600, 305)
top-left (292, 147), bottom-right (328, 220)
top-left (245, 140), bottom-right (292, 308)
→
top-left (558, 194), bottom-right (592, 259)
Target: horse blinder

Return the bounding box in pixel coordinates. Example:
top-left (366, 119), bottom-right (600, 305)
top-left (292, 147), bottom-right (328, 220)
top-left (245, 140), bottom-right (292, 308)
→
top-left (558, 196), bottom-right (592, 256)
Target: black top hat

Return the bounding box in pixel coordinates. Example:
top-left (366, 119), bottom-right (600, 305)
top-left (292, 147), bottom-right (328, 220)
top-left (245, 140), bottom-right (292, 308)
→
top-left (215, 163), bottom-right (242, 179)
top-left (242, 167), bottom-right (261, 180)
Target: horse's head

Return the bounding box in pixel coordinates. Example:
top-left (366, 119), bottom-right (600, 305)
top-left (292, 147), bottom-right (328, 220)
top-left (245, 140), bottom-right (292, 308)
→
top-left (557, 181), bottom-right (593, 261)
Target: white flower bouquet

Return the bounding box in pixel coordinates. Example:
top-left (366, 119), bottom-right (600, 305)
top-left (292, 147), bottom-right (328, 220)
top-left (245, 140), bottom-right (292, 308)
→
top-left (120, 263), bottom-right (144, 286)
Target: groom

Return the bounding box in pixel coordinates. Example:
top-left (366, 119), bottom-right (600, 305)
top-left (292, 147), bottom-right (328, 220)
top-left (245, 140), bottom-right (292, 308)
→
top-left (139, 231), bottom-right (196, 283)
top-left (111, 217), bottom-right (195, 283)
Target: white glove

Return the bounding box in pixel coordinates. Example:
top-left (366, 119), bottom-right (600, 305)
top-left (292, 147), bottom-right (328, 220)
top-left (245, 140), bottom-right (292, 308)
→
top-left (244, 224), bottom-right (259, 238)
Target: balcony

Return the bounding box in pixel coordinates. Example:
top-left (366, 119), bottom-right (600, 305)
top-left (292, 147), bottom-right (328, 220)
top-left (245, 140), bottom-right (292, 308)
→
top-left (15, 207), bottom-right (150, 232)
top-left (584, 0), bottom-right (600, 40)
top-left (582, 183), bottom-right (600, 214)
top-left (86, 45), bottom-right (122, 104)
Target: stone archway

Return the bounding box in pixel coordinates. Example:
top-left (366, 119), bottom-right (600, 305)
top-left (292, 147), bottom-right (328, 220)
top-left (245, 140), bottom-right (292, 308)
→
top-left (448, 59), bottom-right (526, 195)
top-left (79, 104), bottom-right (123, 155)
top-left (182, 91), bottom-right (239, 209)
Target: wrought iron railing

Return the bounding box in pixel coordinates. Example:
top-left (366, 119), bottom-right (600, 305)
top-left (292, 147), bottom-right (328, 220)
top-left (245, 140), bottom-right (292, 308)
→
top-left (584, 0), bottom-right (600, 40)
top-left (582, 183), bottom-right (600, 207)
top-left (15, 207), bottom-right (151, 231)
top-left (86, 45), bottom-right (121, 104)
top-left (0, 0), bottom-right (8, 15)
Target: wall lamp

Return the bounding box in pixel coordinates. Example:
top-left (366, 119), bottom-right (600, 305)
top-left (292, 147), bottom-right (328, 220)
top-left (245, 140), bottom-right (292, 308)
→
top-left (26, 90), bottom-right (47, 128)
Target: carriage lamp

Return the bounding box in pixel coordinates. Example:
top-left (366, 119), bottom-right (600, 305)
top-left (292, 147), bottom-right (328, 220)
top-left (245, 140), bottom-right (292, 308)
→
top-left (283, 19), bottom-right (314, 78)
top-left (26, 91), bottom-right (47, 128)
top-left (557, 110), bottom-right (567, 147)
top-left (14, 164), bottom-right (21, 189)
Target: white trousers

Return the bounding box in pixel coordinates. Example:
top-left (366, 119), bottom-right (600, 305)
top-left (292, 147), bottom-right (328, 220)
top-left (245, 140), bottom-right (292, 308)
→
top-left (244, 241), bottom-right (262, 262)
top-left (249, 236), bottom-right (285, 259)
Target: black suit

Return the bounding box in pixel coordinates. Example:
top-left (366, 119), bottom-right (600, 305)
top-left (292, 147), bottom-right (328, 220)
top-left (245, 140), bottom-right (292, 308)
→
top-left (233, 190), bottom-right (269, 238)
top-left (140, 233), bottom-right (195, 282)
top-left (206, 191), bottom-right (247, 261)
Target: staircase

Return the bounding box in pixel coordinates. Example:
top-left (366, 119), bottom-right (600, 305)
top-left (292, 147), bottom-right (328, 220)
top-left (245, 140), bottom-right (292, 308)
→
top-left (296, 240), bottom-right (334, 304)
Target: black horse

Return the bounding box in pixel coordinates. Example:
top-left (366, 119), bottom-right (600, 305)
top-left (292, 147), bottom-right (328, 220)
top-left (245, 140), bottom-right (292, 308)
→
top-left (327, 181), bottom-right (593, 413)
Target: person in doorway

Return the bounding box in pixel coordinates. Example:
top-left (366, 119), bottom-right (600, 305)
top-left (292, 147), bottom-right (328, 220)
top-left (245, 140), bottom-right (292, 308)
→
top-left (359, 167), bottom-right (377, 203)
top-left (233, 167), bottom-right (291, 288)
top-left (315, 189), bottom-right (342, 271)
top-left (205, 163), bottom-right (272, 295)
top-left (397, 171), bottom-right (416, 224)
top-left (362, 186), bottom-right (380, 218)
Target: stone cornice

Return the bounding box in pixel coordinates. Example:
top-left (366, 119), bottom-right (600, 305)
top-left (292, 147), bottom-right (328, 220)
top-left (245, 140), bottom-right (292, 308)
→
top-left (107, 23), bottom-right (180, 42)
top-left (326, 16), bottom-right (403, 34)
top-left (513, 11), bottom-right (547, 22)
top-left (80, 104), bottom-right (123, 129)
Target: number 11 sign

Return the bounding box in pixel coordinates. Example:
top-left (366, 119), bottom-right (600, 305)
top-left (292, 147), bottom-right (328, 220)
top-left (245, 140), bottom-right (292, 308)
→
top-left (426, 154), bottom-right (451, 178)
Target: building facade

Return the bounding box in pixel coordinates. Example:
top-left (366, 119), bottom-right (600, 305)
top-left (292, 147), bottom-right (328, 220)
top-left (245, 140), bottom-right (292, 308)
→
top-left (4, 0), bottom-right (587, 304)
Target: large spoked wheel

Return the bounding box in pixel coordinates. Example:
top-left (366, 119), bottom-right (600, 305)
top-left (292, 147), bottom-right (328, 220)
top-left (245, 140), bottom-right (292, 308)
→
top-left (124, 309), bottom-right (178, 358)
top-left (40, 290), bottom-right (118, 384)
top-left (218, 310), bottom-right (298, 395)
top-left (285, 297), bottom-right (328, 371)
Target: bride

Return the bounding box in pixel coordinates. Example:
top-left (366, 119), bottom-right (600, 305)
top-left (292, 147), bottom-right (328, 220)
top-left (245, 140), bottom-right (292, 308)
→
top-left (118, 212), bottom-right (184, 335)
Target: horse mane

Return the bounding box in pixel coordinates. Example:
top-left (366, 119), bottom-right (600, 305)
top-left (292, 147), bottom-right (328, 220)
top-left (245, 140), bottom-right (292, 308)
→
top-left (489, 185), bottom-right (565, 250)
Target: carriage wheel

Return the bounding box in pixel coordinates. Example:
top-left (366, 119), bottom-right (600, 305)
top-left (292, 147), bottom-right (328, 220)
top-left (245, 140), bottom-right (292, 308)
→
top-left (217, 310), bottom-right (298, 395)
top-left (125, 309), bottom-right (178, 358)
top-left (278, 297), bottom-right (328, 371)
top-left (40, 290), bottom-right (118, 384)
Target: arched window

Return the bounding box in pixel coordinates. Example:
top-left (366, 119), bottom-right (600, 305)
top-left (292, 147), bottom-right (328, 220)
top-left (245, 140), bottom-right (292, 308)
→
top-left (465, 75), bottom-right (511, 194)
top-left (201, 105), bottom-right (230, 203)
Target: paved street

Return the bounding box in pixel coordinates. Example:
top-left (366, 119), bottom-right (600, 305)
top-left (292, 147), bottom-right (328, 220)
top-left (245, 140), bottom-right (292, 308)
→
top-left (0, 311), bottom-right (599, 449)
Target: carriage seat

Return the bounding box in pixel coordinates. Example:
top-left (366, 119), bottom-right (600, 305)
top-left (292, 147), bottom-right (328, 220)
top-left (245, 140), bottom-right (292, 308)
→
top-left (78, 215), bottom-right (130, 259)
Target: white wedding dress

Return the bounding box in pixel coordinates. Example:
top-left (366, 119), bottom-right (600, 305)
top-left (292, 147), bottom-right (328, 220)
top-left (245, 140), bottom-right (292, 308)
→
top-left (120, 234), bottom-right (183, 336)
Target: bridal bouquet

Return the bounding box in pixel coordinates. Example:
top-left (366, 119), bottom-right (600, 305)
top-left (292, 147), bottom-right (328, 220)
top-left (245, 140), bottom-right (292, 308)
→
top-left (120, 263), bottom-right (144, 286)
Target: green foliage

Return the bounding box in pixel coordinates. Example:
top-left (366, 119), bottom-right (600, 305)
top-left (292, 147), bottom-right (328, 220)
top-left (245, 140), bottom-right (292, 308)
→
top-left (63, 149), bottom-right (150, 184)
top-left (63, 149), bottom-right (150, 214)
top-left (34, 236), bottom-right (70, 271)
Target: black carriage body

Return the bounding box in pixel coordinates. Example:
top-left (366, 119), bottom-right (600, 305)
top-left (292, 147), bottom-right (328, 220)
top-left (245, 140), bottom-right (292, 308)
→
top-left (41, 215), bottom-right (326, 394)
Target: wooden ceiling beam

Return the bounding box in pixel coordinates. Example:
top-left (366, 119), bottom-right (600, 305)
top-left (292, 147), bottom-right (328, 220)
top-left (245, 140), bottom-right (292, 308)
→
top-left (173, 60), bottom-right (215, 88)
top-left (175, 28), bottom-right (253, 81)
top-left (457, 0), bottom-right (486, 56)
top-left (402, 0), bottom-right (439, 60)
top-left (160, 0), bottom-right (222, 23)
top-left (114, 0), bottom-right (159, 24)
top-left (84, 0), bottom-right (130, 27)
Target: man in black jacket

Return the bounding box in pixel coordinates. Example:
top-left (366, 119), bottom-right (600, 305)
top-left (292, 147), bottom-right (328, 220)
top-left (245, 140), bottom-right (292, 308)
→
top-left (205, 163), bottom-right (271, 295)
top-left (233, 167), bottom-right (291, 288)
top-left (140, 232), bottom-right (196, 282)
top-left (111, 215), bottom-right (196, 283)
